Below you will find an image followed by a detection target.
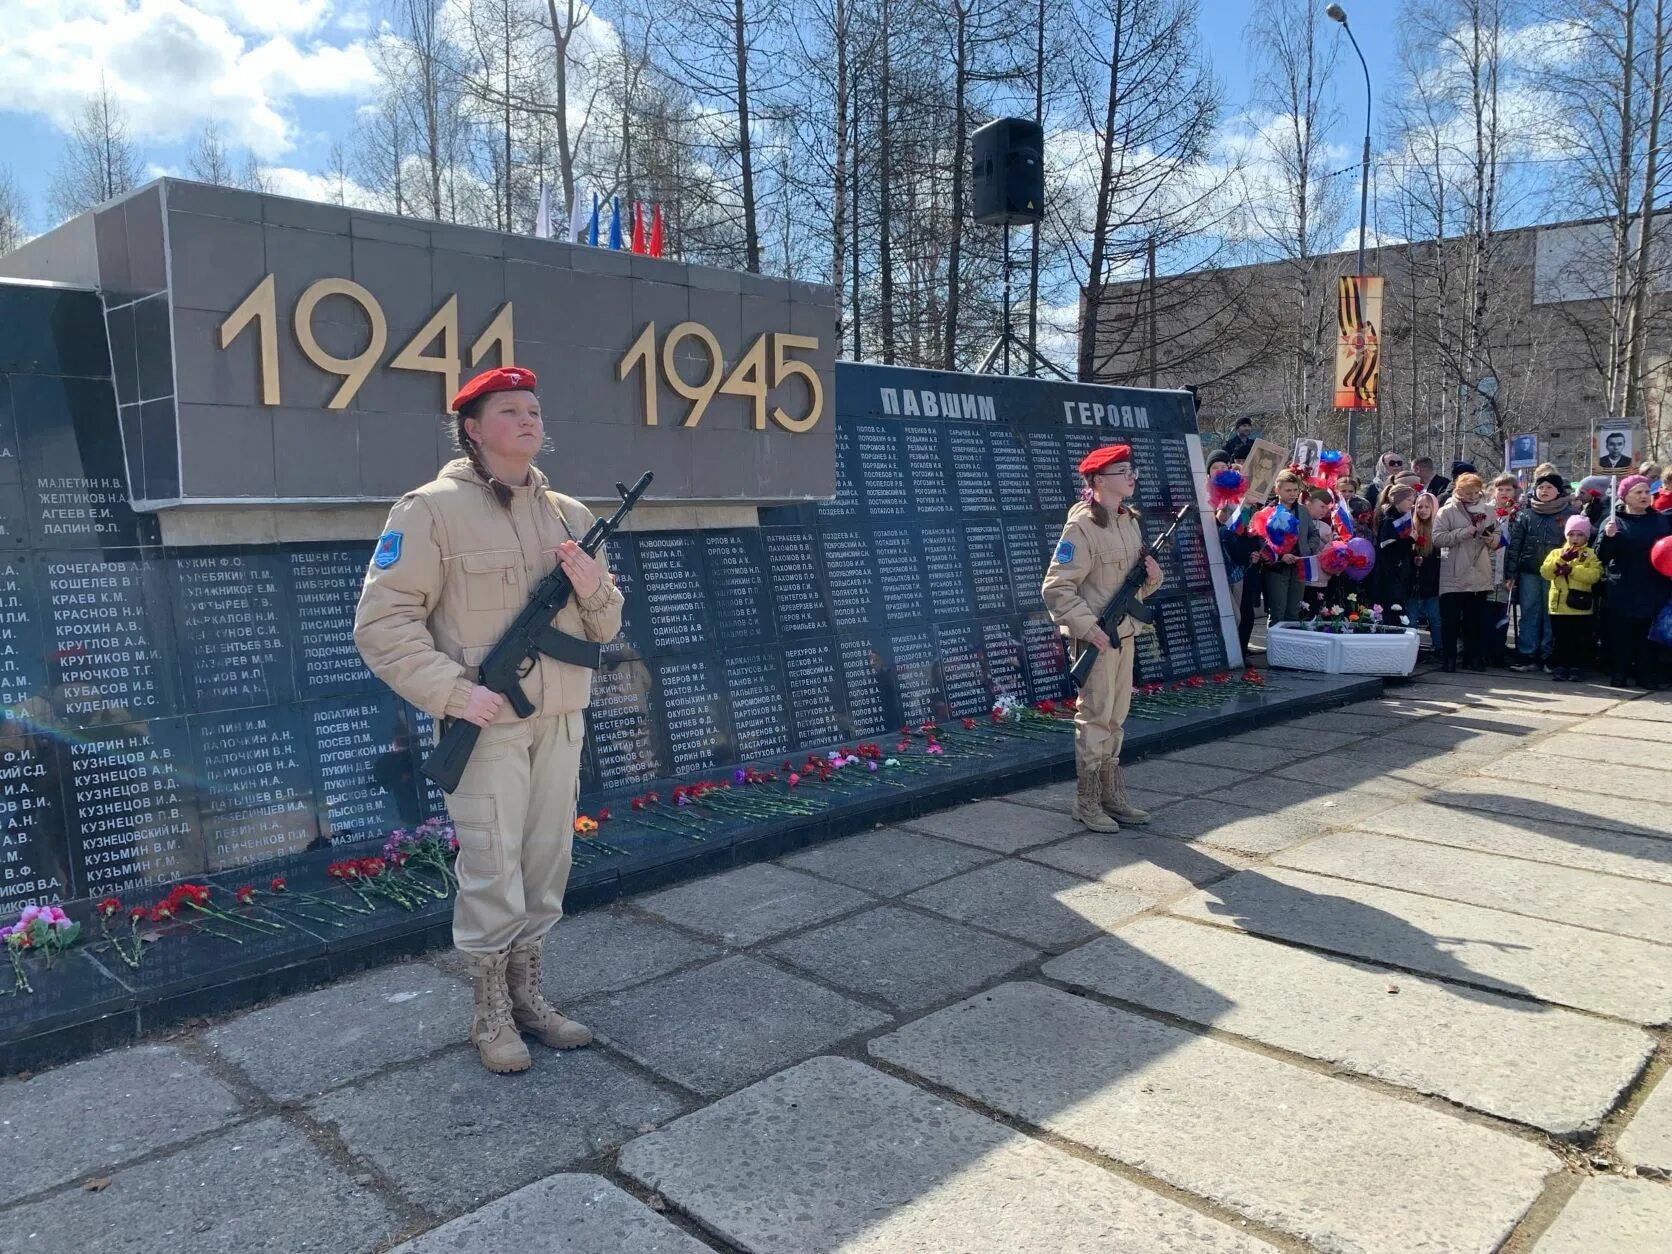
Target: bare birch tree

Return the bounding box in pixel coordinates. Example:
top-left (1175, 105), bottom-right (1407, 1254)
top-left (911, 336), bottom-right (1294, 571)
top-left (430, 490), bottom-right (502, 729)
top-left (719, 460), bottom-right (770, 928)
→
top-left (47, 75), bottom-right (145, 221)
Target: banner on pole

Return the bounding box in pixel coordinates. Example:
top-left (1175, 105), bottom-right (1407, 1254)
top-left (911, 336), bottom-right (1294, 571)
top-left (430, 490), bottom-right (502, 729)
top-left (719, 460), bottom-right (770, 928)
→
top-left (1334, 275), bottom-right (1383, 410)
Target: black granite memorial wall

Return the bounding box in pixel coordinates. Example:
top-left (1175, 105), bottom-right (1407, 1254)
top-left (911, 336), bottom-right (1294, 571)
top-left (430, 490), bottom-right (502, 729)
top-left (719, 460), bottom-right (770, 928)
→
top-left (0, 283), bottom-right (1231, 919)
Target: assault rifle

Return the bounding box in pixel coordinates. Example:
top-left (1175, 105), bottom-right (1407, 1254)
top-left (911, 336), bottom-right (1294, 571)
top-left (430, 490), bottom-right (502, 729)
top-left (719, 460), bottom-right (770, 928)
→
top-left (422, 471), bottom-right (653, 793)
top-left (1066, 502), bottom-right (1192, 688)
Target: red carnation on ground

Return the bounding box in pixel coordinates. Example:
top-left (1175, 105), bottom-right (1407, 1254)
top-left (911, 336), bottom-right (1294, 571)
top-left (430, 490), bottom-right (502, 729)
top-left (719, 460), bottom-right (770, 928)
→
top-left (97, 896), bottom-right (122, 918)
top-left (234, 886), bottom-right (256, 906)
top-left (269, 876), bottom-right (288, 893)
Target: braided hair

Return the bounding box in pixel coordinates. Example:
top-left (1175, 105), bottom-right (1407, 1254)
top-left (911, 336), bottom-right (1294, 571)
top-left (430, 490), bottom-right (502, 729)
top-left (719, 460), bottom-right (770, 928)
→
top-left (1080, 474), bottom-right (1110, 527)
top-left (454, 399), bottom-right (515, 508)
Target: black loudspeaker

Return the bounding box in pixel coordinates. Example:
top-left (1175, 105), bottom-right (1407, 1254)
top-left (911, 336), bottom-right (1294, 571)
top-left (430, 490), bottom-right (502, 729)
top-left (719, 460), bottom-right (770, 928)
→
top-left (971, 117), bottom-right (1044, 226)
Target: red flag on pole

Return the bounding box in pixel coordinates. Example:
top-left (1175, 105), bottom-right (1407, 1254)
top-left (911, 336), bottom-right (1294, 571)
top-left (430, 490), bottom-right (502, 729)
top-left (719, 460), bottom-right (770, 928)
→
top-left (630, 201), bottom-right (646, 255)
top-left (649, 204), bottom-right (664, 258)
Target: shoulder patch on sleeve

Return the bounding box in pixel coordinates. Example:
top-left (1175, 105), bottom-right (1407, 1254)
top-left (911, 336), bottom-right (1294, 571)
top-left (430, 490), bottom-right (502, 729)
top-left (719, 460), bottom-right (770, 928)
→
top-left (1054, 539), bottom-right (1075, 563)
top-left (372, 531), bottom-right (403, 569)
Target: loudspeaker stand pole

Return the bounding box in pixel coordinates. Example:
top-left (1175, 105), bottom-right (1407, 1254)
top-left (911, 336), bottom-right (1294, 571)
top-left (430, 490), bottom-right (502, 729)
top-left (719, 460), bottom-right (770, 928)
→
top-left (1002, 222), bottom-right (1012, 376)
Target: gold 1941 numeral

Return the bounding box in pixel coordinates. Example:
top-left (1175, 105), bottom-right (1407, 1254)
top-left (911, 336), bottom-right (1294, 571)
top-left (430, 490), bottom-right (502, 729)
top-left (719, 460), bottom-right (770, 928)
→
top-left (617, 321), bottom-right (823, 432)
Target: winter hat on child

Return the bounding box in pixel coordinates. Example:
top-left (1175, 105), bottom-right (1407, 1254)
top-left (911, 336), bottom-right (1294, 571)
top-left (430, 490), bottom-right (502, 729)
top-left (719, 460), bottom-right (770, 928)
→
top-left (1618, 474), bottom-right (1649, 498)
top-left (1564, 514), bottom-right (1593, 538)
top-left (1536, 471), bottom-right (1566, 493)
top-left (1387, 484), bottom-right (1417, 507)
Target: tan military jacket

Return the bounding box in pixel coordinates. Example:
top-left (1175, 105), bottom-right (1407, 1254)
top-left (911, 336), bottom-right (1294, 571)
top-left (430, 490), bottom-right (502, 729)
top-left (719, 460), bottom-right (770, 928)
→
top-left (1041, 501), bottom-right (1162, 641)
top-left (354, 459), bottom-right (625, 724)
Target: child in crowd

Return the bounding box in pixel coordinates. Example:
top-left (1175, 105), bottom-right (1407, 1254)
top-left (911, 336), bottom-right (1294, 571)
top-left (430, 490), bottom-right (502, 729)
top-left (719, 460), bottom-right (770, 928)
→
top-left (1484, 473), bottom-right (1518, 665)
top-left (1541, 515), bottom-right (1604, 682)
top-left (1373, 483), bottom-right (1417, 621)
top-left (1264, 469), bottom-right (1320, 626)
top-left (1506, 471), bottom-right (1571, 672)
top-left (1408, 491), bottom-right (1443, 654)
top-left (1301, 488), bottom-right (1335, 611)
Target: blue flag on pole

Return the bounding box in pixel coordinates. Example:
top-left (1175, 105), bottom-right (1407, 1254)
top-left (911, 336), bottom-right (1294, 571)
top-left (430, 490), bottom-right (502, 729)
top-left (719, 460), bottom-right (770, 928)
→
top-left (587, 193), bottom-right (599, 246)
top-left (608, 196), bottom-right (623, 250)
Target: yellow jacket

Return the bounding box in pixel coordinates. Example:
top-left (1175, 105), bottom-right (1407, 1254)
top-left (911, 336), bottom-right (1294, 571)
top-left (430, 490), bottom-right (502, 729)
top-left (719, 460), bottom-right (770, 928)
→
top-left (1041, 501), bottom-right (1163, 642)
top-left (1539, 543), bottom-right (1603, 616)
top-left (354, 459), bottom-right (624, 723)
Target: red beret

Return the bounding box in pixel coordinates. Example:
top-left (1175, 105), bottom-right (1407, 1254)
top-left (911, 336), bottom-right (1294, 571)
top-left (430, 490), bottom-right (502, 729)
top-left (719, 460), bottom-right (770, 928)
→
top-left (1077, 445), bottom-right (1132, 475)
top-left (451, 365), bottom-right (539, 412)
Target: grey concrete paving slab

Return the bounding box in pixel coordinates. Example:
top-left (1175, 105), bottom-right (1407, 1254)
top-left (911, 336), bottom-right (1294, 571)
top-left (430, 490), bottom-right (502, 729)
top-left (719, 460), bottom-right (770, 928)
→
top-left (1168, 867), bottom-right (1672, 1023)
top-left (1122, 758), bottom-right (1252, 797)
top-left (530, 908), bottom-right (722, 1004)
top-left (1225, 724), bottom-right (1369, 751)
top-left (899, 797), bottom-right (1083, 853)
top-left (1268, 758), bottom-right (1426, 799)
top-left (580, 954), bottom-right (889, 1096)
top-left (206, 963), bottom-right (472, 1101)
top-left (1617, 1070), bottom-right (1672, 1172)
top-left (1273, 831), bottom-right (1672, 944)
top-left (636, 862), bottom-right (873, 946)
top-left (1155, 741), bottom-right (1300, 773)
top-left (1402, 681), bottom-right (1626, 717)
top-left (1357, 802), bottom-right (1672, 886)
top-left (0, 1044), bottom-right (244, 1205)
top-left (1144, 798), bottom-right (1330, 854)
top-left (1477, 752), bottom-right (1667, 801)
top-left (1044, 916), bottom-right (1652, 1135)
top-left (1533, 1178), bottom-right (1672, 1253)
top-left (1430, 776), bottom-right (1669, 840)
top-left (904, 858), bottom-right (1157, 950)
top-left (1280, 710), bottom-right (1420, 736)
top-left (1610, 695), bottom-right (1672, 722)
top-left (1025, 832), bottom-right (1251, 892)
top-left (1577, 714), bottom-right (1670, 742)
top-left (307, 1048), bottom-right (684, 1214)
top-left (1272, 748), bottom-right (1489, 794)
top-left (1002, 778), bottom-right (1175, 815)
top-left (618, 1055), bottom-right (1278, 1253)
top-left (1371, 718), bottom-right (1545, 753)
top-left (1202, 774), bottom-right (1399, 824)
top-left (1524, 731), bottom-right (1667, 770)
top-left (1, 1117), bottom-right (398, 1253)
top-left (387, 1174), bottom-right (709, 1253)
top-left (779, 827), bottom-right (998, 897)
top-left (1399, 706), bottom-right (1582, 732)
top-left (768, 904), bottom-right (1036, 1010)
top-left (870, 981), bottom-right (1557, 1254)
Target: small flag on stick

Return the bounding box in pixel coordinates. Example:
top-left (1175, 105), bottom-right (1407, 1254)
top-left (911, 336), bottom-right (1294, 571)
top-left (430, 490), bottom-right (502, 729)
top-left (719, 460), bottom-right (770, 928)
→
top-left (608, 197), bottom-right (623, 250)
top-left (631, 201), bottom-right (646, 255)
top-left (534, 183), bottom-right (552, 239)
top-left (649, 204), bottom-right (665, 258)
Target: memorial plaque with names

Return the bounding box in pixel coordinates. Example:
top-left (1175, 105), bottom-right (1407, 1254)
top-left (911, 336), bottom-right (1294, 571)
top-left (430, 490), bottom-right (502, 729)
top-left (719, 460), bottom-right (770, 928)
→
top-left (838, 635), bottom-right (893, 739)
top-left (901, 423), bottom-right (954, 515)
top-left (918, 524), bottom-right (974, 620)
top-left (1188, 596), bottom-right (1229, 670)
top-left (1021, 611), bottom-right (1069, 702)
top-left (65, 717), bottom-right (200, 900)
top-left (405, 705), bottom-right (451, 822)
top-left (762, 528), bottom-right (829, 638)
top-left (193, 707), bottom-right (318, 869)
top-left (1003, 519), bottom-right (1047, 612)
top-left (721, 649), bottom-right (791, 763)
top-left (1174, 522), bottom-right (1214, 590)
top-left (171, 551), bottom-right (293, 711)
top-left (1159, 436), bottom-right (1196, 509)
top-left (656, 656), bottom-right (729, 776)
top-left (1025, 430), bottom-right (1072, 514)
top-left (933, 622), bottom-right (988, 719)
top-left (944, 426), bottom-right (998, 513)
top-left (39, 552), bottom-right (177, 726)
top-left (963, 522), bottom-right (1012, 616)
top-left (1155, 598), bottom-right (1194, 675)
top-left (286, 545), bottom-right (378, 695)
top-left (1132, 626), bottom-right (1167, 684)
top-left (14, 374), bottom-right (159, 548)
top-left (1129, 437), bottom-right (1166, 500)
top-left (820, 528), bottom-right (877, 629)
top-left (852, 421), bottom-right (909, 515)
top-left (872, 527), bottom-right (927, 624)
top-left (308, 693), bottom-right (410, 845)
top-left (0, 556), bottom-right (44, 712)
top-left (987, 427), bottom-right (1035, 508)
top-left (599, 537), bottom-right (646, 662)
top-left (1061, 427), bottom-right (1102, 471)
top-left (634, 533), bottom-right (710, 653)
top-left (781, 639), bottom-right (845, 751)
top-left (816, 422), bottom-right (862, 520)
top-left (703, 530), bottom-right (773, 645)
top-left (979, 619), bottom-right (1027, 702)
top-left (0, 739), bottom-right (69, 912)
top-left (587, 659), bottom-right (662, 788)
top-left (888, 629), bottom-right (942, 726)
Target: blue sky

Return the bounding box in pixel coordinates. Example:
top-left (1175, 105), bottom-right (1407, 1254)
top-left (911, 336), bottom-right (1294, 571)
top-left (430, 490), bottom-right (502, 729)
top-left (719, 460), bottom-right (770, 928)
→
top-left (0, 1), bottom-right (1408, 239)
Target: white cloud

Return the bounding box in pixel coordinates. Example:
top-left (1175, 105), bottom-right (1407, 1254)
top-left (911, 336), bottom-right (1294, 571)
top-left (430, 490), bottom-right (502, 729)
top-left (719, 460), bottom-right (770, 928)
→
top-left (0, 0), bottom-right (380, 158)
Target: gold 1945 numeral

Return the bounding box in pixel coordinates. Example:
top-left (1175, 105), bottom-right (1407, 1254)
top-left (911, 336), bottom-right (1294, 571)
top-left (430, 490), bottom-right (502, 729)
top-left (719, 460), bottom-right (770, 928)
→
top-left (617, 322), bottom-right (823, 432)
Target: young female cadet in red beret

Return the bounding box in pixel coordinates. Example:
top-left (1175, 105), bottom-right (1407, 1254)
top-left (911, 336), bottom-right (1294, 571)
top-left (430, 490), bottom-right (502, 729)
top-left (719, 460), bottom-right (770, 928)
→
top-left (1041, 444), bottom-right (1164, 831)
top-left (354, 366), bottom-right (624, 1074)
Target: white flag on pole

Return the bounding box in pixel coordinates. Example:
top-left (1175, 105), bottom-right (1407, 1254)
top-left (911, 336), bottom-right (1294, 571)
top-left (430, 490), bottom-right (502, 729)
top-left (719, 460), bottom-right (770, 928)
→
top-left (534, 183), bottom-right (552, 239)
top-left (568, 185), bottom-right (590, 244)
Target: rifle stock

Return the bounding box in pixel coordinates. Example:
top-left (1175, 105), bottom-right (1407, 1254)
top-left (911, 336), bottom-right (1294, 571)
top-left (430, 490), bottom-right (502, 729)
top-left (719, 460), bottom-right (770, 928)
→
top-left (422, 471), bottom-right (653, 793)
top-left (1066, 503), bottom-right (1193, 689)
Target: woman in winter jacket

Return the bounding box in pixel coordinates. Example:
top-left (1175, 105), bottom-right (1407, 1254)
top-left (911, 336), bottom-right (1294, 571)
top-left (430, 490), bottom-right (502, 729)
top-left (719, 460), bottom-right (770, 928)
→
top-left (1504, 472), bottom-right (1573, 670)
top-left (1597, 475), bottom-right (1672, 689)
top-left (1541, 515), bottom-right (1605, 682)
top-left (1432, 472), bottom-right (1500, 671)
top-left (1372, 484), bottom-right (1417, 620)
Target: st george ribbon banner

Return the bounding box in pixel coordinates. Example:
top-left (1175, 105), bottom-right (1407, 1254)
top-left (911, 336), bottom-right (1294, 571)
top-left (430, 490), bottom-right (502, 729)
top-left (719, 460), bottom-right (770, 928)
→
top-left (1334, 275), bottom-right (1383, 410)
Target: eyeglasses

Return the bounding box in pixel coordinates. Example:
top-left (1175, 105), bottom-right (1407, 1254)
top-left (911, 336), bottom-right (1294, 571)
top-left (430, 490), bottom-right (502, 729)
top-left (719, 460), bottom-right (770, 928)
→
top-left (1096, 466), bottom-right (1135, 479)
top-left (1386, 459), bottom-right (1405, 467)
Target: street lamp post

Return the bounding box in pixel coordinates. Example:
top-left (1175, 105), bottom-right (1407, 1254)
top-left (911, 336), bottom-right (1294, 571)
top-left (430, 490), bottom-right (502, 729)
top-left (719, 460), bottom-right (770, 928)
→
top-left (1327, 3), bottom-right (1371, 463)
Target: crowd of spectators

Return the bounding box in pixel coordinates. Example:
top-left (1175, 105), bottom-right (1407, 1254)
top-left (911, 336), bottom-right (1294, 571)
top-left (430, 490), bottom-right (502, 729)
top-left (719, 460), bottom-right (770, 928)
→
top-left (1207, 443), bottom-right (1672, 689)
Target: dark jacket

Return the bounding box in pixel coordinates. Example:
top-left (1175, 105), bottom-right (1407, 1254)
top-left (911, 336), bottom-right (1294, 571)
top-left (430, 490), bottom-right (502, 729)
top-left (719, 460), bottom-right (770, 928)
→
top-left (1598, 509), bottom-right (1672, 618)
top-left (1223, 431), bottom-right (1256, 462)
top-left (1412, 539), bottom-right (1441, 598)
top-left (1374, 511), bottom-right (1416, 608)
top-left (1506, 504), bottom-right (1571, 577)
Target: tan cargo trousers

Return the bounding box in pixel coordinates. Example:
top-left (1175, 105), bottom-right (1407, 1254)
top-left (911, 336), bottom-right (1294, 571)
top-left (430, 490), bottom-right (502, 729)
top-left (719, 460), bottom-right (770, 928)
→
top-left (443, 712), bottom-right (584, 954)
top-left (1070, 634), bottom-right (1136, 765)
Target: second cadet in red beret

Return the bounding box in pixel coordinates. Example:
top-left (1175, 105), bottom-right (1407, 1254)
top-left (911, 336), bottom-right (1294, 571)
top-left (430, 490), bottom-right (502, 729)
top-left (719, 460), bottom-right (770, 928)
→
top-left (1042, 439), bottom-right (1163, 833)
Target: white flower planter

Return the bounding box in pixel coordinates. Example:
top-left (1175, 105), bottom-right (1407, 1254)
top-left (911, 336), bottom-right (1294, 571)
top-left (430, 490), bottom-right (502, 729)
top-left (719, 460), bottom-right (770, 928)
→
top-left (1267, 623), bottom-right (1421, 676)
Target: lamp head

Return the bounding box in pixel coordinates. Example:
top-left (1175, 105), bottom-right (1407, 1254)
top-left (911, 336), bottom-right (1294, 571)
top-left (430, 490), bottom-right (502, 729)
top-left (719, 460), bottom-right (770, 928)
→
top-left (1326, 3), bottom-right (1348, 21)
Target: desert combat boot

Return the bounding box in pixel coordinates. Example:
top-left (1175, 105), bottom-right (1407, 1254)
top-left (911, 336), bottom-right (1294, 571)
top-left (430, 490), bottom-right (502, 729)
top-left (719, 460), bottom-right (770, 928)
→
top-left (507, 939), bottom-right (593, 1049)
top-left (1099, 759), bottom-right (1150, 823)
top-left (1072, 761), bottom-right (1122, 832)
top-left (467, 949), bottom-right (532, 1074)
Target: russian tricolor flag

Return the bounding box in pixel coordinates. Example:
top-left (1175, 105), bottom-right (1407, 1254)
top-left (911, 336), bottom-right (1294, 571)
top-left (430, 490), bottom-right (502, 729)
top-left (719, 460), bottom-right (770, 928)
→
top-left (1297, 555), bottom-right (1324, 583)
top-left (1333, 496), bottom-right (1356, 536)
top-left (1392, 512), bottom-right (1413, 537)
